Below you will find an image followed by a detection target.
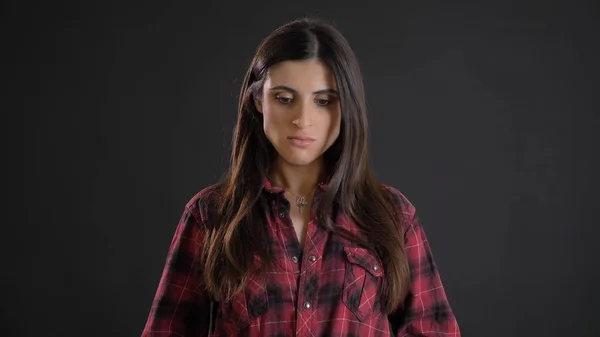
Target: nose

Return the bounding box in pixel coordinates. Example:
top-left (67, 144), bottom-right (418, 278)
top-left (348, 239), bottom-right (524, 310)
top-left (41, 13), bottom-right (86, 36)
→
top-left (292, 101), bottom-right (314, 128)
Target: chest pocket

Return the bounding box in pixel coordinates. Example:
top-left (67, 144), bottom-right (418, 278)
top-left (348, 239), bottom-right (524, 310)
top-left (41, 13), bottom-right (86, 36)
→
top-left (342, 246), bottom-right (384, 322)
top-left (220, 273), bottom-right (269, 331)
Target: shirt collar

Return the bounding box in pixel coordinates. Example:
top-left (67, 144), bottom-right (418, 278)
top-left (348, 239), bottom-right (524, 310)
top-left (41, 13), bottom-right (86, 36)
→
top-left (259, 176), bottom-right (361, 235)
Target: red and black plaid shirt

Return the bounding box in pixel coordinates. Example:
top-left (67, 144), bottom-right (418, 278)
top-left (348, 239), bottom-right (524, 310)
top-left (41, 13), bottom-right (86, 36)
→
top-left (142, 179), bottom-right (461, 336)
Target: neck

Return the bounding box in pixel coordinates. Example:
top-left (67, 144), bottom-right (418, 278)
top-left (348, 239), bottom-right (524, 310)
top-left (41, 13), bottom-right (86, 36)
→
top-left (270, 156), bottom-right (324, 195)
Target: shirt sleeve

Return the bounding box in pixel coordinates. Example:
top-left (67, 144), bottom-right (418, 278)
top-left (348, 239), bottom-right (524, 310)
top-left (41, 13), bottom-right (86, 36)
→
top-left (389, 214), bottom-right (461, 336)
top-left (141, 206), bottom-right (211, 337)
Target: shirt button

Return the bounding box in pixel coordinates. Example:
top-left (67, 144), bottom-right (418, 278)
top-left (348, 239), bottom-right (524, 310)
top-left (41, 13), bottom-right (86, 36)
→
top-left (291, 256), bottom-right (298, 263)
top-left (373, 264), bottom-right (379, 271)
top-left (304, 301), bottom-right (311, 309)
top-left (278, 211), bottom-right (286, 218)
top-left (308, 255), bottom-right (317, 262)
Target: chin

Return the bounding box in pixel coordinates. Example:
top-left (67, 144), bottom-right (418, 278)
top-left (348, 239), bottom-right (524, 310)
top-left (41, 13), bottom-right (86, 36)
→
top-left (279, 151), bottom-right (320, 167)
top-left (283, 156), bottom-right (317, 167)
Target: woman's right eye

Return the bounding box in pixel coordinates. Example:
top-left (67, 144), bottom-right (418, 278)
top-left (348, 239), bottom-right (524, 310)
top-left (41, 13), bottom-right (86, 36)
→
top-left (276, 96), bottom-right (293, 104)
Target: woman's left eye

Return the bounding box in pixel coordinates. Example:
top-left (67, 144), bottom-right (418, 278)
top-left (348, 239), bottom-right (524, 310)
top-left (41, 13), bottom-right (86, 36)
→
top-left (315, 99), bottom-right (330, 106)
top-left (276, 96), bottom-right (293, 104)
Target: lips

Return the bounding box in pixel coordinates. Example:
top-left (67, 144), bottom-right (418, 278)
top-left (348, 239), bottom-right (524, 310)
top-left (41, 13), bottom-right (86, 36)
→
top-left (288, 136), bottom-right (315, 148)
top-left (288, 136), bottom-right (315, 141)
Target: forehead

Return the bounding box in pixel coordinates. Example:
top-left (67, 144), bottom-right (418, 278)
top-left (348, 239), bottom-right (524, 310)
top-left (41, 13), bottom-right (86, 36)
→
top-left (265, 59), bottom-right (337, 90)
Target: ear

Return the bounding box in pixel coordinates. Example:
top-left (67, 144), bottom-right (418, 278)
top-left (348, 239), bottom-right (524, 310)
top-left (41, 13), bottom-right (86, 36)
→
top-left (254, 96), bottom-right (263, 113)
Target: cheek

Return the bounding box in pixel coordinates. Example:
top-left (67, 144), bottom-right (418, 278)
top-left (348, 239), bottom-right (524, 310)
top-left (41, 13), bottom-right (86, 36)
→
top-left (262, 112), bottom-right (271, 129)
top-left (262, 107), bottom-right (286, 137)
top-left (326, 110), bottom-right (342, 141)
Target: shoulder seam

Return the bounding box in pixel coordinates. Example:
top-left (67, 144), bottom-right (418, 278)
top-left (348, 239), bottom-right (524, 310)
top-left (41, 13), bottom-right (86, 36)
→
top-left (381, 184), bottom-right (417, 222)
top-left (184, 184), bottom-right (221, 228)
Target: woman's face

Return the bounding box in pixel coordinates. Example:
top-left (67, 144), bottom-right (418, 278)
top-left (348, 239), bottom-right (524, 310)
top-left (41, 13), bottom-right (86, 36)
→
top-left (255, 59), bottom-right (342, 167)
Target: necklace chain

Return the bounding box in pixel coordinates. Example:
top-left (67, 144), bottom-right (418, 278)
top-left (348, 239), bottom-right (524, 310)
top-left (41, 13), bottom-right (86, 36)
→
top-left (267, 177), bottom-right (320, 215)
top-left (285, 187), bottom-right (314, 215)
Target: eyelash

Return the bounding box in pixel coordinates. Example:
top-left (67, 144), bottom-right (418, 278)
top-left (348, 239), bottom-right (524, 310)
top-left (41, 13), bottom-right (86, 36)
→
top-left (275, 96), bottom-right (331, 106)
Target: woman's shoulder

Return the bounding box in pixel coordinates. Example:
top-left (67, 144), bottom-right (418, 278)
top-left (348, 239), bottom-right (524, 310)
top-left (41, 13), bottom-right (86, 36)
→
top-left (379, 183), bottom-right (417, 222)
top-left (183, 183), bottom-right (223, 228)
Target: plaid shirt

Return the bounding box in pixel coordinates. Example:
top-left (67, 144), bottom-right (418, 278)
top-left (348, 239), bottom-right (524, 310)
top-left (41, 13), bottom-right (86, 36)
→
top-left (142, 179), bottom-right (460, 336)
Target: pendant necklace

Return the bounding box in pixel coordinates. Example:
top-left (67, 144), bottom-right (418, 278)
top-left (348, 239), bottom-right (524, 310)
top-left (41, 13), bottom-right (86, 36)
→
top-left (285, 188), bottom-right (314, 215)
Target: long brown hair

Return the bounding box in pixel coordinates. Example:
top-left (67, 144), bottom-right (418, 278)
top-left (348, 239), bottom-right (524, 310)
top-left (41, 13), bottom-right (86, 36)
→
top-left (201, 17), bottom-right (410, 314)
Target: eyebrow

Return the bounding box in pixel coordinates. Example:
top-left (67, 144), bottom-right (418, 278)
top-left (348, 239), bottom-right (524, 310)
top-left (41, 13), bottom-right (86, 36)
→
top-left (268, 85), bottom-right (339, 96)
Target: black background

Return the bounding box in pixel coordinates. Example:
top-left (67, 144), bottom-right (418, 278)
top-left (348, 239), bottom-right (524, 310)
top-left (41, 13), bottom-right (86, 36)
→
top-left (14, 0), bottom-right (599, 336)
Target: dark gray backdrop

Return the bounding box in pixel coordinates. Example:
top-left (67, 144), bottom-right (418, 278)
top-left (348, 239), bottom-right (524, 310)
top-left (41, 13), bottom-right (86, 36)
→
top-left (15, 0), bottom-right (599, 336)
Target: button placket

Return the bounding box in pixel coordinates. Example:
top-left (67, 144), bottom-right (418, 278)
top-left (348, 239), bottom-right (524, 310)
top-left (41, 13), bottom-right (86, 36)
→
top-left (294, 219), bottom-right (325, 331)
top-left (275, 195), bottom-right (291, 221)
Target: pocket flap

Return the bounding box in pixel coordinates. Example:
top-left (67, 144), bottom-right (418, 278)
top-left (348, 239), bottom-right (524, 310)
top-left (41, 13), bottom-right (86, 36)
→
top-left (343, 246), bottom-right (384, 277)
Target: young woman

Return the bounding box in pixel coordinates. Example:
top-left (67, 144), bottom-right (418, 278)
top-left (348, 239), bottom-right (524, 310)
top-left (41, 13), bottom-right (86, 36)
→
top-left (142, 18), bottom-right (461, 337)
